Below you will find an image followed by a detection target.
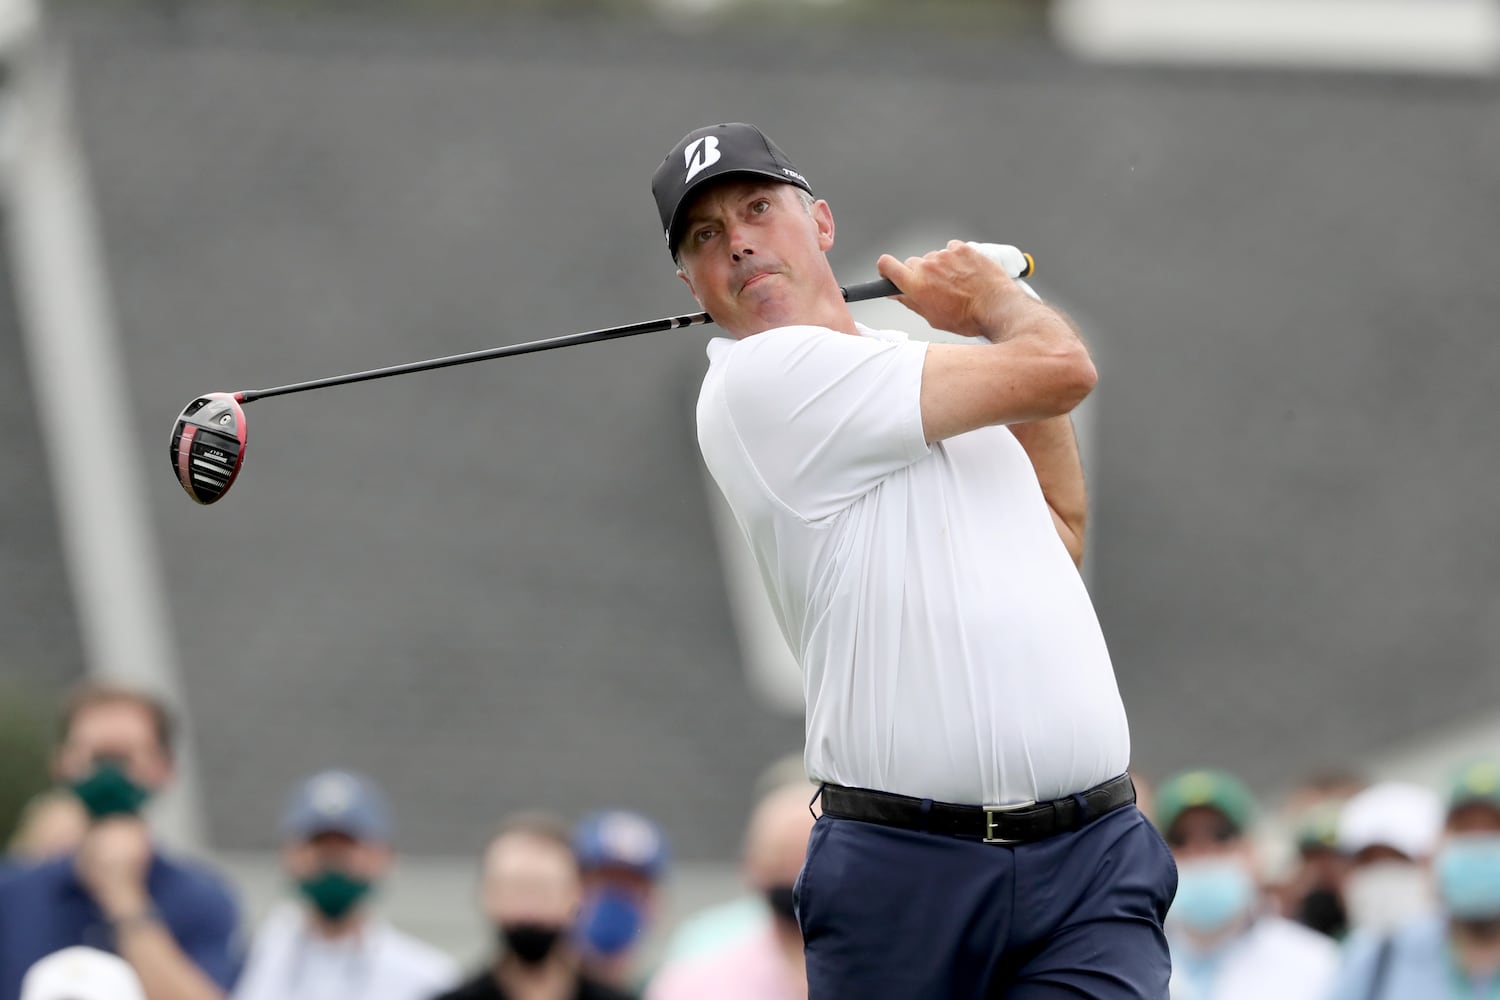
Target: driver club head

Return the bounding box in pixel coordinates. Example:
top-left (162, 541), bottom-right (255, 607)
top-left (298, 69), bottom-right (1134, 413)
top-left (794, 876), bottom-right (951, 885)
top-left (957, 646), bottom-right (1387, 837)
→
top-left (170, 393), bottom-right (247, 505)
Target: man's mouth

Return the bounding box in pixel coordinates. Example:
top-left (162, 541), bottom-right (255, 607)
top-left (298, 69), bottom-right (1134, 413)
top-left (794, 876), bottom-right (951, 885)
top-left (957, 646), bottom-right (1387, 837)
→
top-left (740, 270), bottom-right (777, 293)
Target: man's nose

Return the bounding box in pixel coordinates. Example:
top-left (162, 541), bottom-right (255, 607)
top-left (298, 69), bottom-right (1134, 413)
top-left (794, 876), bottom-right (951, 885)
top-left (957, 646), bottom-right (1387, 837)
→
top-left (724, 221), bottom-right (756, 261)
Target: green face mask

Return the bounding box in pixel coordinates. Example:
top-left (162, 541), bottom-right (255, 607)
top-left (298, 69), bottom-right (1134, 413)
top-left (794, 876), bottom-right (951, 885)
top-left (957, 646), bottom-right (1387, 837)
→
top-left (297, 869), bottom-right (373, 921)
top-left (70, 759), bottom-right (152, 819)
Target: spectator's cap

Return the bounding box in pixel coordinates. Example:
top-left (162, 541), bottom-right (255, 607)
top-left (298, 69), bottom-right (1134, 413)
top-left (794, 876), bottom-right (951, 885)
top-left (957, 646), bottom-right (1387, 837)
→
top-left (1447, 759), bottom-right (1500, 815)
top-left (21, 947), bottom-right (146, 1000)
top-left (281, 769), bottom-right (393, 843)
top-left (1295, 801), bottom-right (1345, 853)
top-left (1337, 781), bottom-right (1443, 860)
top-left (1154, 769), bottom-right (1257, 835)
top-left (651, 123), bottom-right (812, 257)
top-left (574, 810), bottom-right (670, 880)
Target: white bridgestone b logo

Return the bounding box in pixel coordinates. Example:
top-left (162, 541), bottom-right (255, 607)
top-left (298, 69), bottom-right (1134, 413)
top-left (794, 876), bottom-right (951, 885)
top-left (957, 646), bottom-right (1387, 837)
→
top-left (683, 136), bottom-right (721, 183)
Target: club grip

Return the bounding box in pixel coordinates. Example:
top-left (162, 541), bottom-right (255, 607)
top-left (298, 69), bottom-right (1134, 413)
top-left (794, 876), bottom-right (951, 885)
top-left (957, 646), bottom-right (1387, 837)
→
top-left (841, 243), bottom-right (1034, 304)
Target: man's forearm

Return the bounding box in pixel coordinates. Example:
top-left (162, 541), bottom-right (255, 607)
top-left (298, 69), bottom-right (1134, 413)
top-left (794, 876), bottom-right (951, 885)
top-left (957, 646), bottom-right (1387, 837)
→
top-left (1008, 414), bottom-right (1088, 567)
top-left (114, 919), bottom-right (227, 1000)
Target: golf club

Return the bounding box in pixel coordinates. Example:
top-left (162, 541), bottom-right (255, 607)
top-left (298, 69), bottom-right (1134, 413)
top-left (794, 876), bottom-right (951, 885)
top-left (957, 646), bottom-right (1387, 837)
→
top-left (170, 244), bottom-right (1034, 505)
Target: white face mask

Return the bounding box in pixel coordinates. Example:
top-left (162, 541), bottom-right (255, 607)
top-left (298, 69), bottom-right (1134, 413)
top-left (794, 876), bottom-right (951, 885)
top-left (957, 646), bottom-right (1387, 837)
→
top-left (1344, 861), bottom-right (1434, 933)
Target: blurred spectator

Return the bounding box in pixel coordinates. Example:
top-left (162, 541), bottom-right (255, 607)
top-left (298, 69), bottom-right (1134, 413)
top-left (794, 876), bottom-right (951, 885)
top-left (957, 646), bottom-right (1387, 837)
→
top-left (1328, 758), bottom-right (1500, 999)
top-left (20, 946), bottom-right (145, 1000)
top-left (433, 812), bottom-right (633, 1000)
top-left (1336, 781), bottom-right (1442, 936)
top-left (233, 769), bottom-right (458, 1000)
top-left (655, 759), bottom-right (810, 966)
top-left (6, 790), bottom-right (87, 863)
top-left (1272, 768), bottom-right (1365, 939)
top-left (0, 681), bottom-right (241, 999)
top-left (572, 811), bottom-right (668, 991)
top-left (645, 782), bottom-right (815, 1000)
top-left (1283, 800), bottom-right (1350, 939)
top-left (1282, 768), bottom-right (1367, 820)
top-left (1156, 769), bottom-right (1338, 1000)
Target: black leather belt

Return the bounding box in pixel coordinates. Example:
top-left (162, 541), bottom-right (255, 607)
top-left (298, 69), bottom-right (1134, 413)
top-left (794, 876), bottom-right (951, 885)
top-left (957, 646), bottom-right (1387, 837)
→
top-left (819, 773), bottom-right (1136, 845)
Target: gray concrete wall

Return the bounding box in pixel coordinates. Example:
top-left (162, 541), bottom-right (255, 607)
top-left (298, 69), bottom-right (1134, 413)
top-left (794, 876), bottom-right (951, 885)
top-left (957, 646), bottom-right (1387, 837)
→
top-left (40, 6), bottom-right (1500, 858)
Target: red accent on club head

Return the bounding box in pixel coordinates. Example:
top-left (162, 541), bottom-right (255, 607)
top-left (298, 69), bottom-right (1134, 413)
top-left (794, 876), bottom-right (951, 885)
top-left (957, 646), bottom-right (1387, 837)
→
top-left (171, 392), bottom-right (248, 505)
top-left (175, 424), bottom-right (197, 494)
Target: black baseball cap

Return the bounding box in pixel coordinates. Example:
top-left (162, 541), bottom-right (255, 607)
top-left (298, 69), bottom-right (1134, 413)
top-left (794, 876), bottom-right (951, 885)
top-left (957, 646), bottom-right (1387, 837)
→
top-left (651, 123), bottom-right (813, 257)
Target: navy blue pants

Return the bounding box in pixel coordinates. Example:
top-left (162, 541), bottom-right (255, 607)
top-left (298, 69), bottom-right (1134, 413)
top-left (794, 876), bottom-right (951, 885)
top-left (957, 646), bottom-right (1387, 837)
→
top-left (795, 800), bottom-right (1177, 998)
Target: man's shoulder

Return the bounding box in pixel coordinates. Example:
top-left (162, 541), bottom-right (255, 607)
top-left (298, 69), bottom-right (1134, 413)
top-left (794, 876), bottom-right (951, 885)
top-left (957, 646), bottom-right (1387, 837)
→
top-left (429, 971), bottom-right (499, 1000)
top-left (580, 974), bottom-right (638, 1000)
top-left (1248, 914), bottom-right (1339, 963)
top-left (0, 855), bottom-right (74, 901)
top-left (371, 921), bottom-right (460, 982)
top-left (151, 851), bottom-right (239, 915)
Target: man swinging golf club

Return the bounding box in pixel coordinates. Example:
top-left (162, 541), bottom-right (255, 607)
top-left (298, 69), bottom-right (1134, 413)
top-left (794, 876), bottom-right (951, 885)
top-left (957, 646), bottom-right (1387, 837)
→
top-left (652, 122), bottom-right (1177, 999)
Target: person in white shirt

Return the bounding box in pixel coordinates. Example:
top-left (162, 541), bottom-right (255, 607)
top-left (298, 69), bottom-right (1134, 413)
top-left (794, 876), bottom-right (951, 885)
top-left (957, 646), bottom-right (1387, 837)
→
top-left (648, 122), bottom-right (1175, 999)
top-left (646, 782), bottom-right (817, 1000)
top-left (21, 946), bottom-right (145, 1000)
top-left (232, 769), bottom-right (458, 1000)
top-left (1154, 769), bottom-right (1338, 1000)
top-left (1326, 758), bottom-right (1500, 1000)
top-left (1335, 781), bottom-right (1443, 936)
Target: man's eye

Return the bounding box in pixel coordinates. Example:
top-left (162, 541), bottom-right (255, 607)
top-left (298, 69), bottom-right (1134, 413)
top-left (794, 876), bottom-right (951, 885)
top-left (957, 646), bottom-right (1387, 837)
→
top-left (750, 199), bottom-right (770, 214)
top-left (693, 227), bottom-right (716, 244)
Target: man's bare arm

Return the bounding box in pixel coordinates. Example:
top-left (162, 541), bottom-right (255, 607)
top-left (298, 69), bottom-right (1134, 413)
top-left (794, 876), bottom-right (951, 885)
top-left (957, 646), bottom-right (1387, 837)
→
top-left (876, 242), bottom-right (1097, 443)
top-left (112, 919), bottom-right (228, 1000)
top-left (78, 818), bottom-right (227, 1000)
top-left (1008, 415), bottom-right (1088, 567)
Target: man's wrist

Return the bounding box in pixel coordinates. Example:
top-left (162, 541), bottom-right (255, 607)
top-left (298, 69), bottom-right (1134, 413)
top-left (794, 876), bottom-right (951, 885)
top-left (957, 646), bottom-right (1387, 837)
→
top-left (110, 907), bottom-right (163, 935)
top-left (97, 885), bottom-right (153, 921)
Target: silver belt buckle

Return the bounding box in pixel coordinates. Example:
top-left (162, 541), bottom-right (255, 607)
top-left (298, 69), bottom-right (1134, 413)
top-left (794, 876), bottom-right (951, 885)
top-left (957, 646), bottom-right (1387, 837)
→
top-left (982, 799), bottom-right (1037, 844)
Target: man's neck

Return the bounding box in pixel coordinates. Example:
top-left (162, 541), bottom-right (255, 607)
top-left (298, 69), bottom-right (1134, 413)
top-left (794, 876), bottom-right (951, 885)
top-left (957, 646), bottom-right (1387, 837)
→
top-left (306, 909), bottom-right (366, 942)
top-left (1182, 912), bottom-right (1255, 956)
top-left (495, 955), bottom-right (576, 1000)
top-left (733, 279), bottom-right (858, 340)
top-left (1452, 917), bottom-right (1500, 978)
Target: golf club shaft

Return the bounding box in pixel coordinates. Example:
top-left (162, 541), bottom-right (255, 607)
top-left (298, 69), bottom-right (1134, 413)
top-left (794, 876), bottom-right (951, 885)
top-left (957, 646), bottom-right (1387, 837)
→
top-left (236, 254), bottom-right (1034, 405)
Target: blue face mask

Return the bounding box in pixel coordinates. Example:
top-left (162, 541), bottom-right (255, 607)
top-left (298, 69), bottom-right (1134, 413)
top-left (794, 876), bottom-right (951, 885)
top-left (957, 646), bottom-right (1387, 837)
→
top-left (1436, 835), bottom-right (1500, 920)
top-left (577, 887), bottom-right (645, 957)
top-left (1170, 858), bottom-right (1255, 933)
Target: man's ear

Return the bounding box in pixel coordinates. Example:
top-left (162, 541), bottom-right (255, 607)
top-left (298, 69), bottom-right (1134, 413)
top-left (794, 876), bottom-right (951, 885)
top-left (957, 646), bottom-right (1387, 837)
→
top-left (813, 200), bottom-right (835, 251)
top-left (677, 268), bottom-right (701, 307)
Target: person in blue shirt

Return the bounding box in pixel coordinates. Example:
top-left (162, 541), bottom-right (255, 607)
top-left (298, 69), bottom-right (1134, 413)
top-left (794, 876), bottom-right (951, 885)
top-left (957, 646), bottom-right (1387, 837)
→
top-left (1328, 758), bottom-right (1500, 1000)
top-left (0, 682), bottom-right (242, 1000)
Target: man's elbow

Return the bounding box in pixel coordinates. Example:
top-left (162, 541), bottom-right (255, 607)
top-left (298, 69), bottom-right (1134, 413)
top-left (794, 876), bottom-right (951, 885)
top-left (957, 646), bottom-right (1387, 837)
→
top-left (1043, 344), bottom-right (1097, 416)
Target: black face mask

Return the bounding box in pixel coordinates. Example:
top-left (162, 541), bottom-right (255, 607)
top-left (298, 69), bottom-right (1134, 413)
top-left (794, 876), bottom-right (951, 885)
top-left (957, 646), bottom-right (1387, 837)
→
top-left (499, 923), bottom-right (563, 966)
top-left (764, 885), bottom-right (799, 925)
top-left (1297, 887), bottom-right (1347, 939)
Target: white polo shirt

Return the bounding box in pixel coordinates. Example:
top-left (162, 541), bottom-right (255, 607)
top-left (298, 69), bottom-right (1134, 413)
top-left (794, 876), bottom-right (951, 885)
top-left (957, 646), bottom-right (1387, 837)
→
top-left (232, 904), bottom-right (459, 1000)
top-left (697, 323), bottom-right (1130, 805)
top-left (1169, 915), bottom-right (1340, 1000)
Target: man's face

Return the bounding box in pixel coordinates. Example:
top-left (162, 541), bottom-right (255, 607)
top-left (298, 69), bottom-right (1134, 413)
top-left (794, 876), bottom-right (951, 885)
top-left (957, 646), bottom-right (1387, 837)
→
top-left (481, 832), bottom-right (581, 928)
top-left (53, 701), bottom-right (172, 792)
top-left (284, 831), bottom-right (391, 882)
top-left (1448, 802), bottom-right (1500, 837)
top-left (1166, 806), bottom-right (1252, 867)
top-left (675, 180), bottom-right (836, 339)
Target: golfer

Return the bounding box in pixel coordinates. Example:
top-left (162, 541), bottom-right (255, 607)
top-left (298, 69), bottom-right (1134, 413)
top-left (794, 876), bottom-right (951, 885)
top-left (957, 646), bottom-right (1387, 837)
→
top-left (651, 123), bottom-right (1176, 998)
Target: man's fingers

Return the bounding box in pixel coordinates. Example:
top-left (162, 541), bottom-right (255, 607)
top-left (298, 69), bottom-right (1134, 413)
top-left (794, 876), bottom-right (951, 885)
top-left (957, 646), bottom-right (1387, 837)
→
top-left (876, 253), bottom-right (914, 293)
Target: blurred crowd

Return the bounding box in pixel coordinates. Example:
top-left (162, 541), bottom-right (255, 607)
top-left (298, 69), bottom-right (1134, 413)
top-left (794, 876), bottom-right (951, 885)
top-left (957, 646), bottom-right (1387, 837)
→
top-left (3, 681), bottom-right (1499, 1000)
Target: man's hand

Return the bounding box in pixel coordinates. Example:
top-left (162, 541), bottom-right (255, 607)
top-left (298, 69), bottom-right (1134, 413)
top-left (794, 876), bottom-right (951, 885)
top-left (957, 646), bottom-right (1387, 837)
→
top-left (76, 816), bottom-right (153, 918)
top-left (876, 241), bottom-right (1031, 341)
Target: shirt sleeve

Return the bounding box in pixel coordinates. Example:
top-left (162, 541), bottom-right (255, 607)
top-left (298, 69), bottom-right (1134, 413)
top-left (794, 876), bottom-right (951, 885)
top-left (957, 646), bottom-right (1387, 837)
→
top-left (718, 326), bottom-right (930, 521)
top-left (1322, 932), bottom-right (1381, 1000)
top-left (172, 878), bottom-right (245, 989)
